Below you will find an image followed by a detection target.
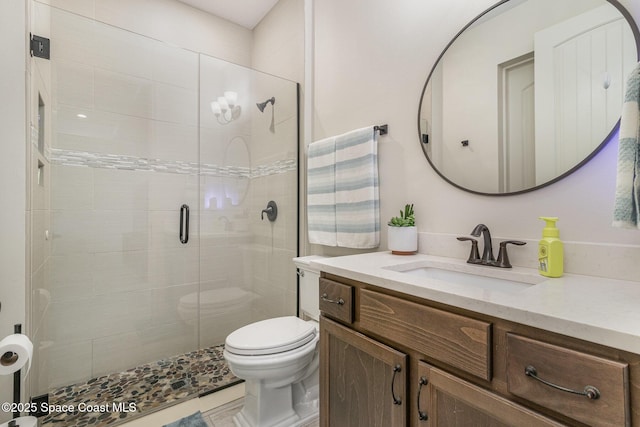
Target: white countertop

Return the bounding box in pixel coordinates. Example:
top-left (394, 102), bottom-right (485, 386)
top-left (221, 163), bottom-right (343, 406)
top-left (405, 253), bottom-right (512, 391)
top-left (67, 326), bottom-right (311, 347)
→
top-left (310, 252), bottom-right (640, 354)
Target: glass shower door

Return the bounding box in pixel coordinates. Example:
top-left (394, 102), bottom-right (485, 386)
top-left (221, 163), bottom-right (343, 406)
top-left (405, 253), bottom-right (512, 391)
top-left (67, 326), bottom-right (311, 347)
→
top-left (199, 55), bottom-right (299, 346)
top-left (31, 4), bottom-right (300, 419)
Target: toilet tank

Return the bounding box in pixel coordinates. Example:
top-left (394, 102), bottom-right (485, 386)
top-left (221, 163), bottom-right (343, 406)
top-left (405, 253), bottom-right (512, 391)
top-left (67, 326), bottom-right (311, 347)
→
top-left (293, 256), bottom-right (327, 321)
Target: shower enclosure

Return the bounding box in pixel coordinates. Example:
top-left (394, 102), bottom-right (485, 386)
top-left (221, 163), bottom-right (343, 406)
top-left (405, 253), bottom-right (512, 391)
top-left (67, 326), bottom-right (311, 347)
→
top-left (29, 3), bottom-right (298, 403)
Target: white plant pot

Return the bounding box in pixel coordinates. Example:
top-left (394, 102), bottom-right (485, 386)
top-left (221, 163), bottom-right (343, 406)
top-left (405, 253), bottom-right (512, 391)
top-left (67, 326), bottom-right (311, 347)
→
top-left (387, 226), bottom-right (417, 255)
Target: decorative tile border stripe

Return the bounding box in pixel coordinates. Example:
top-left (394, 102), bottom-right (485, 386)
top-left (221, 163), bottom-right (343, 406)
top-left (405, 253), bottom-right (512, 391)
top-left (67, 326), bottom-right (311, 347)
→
top-left (253, 159), bottom-right (297, 178)
top-left (51, 148), bottom-right (296, 178)
top-left (201, 162), bottom-right (251, 178)
top-left (51, 148), bottom-right (201, 174)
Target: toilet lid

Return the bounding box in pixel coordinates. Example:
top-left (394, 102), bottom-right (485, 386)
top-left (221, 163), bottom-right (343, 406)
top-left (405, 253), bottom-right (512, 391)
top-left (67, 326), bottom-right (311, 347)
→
top-left (225, 316), bottom-right (317, 356)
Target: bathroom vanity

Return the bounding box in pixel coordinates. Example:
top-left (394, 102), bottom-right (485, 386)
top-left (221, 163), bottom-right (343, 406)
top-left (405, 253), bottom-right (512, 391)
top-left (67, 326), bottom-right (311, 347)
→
top-left (313, 253), bottom-right (640, 427)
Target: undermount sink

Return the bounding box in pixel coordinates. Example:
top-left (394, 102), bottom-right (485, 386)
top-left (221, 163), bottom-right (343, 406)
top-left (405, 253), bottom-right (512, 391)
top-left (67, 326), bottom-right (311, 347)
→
top-left (385, 261), bottom-right (545, 295)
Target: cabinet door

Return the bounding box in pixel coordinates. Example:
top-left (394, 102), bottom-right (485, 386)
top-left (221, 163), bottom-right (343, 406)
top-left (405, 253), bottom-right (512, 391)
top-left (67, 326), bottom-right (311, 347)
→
top-left (320, 316), bottom-right (407, 427)
top-left (417, 362), bottom-right (565, 427)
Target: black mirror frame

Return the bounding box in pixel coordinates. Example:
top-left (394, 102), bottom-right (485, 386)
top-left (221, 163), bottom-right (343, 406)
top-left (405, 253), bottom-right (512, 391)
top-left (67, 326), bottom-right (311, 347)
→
top-left (417, 0), bottom-right (640, 196)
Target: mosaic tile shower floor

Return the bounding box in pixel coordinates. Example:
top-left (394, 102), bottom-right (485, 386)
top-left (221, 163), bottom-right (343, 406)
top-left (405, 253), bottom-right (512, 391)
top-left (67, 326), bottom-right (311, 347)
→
top-left (41, 344), bottom-right (241, 427)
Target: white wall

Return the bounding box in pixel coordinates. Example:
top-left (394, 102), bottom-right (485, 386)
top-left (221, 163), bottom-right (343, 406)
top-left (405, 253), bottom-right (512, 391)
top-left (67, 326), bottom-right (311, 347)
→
top-left (40, 0), bottom-right (253, 66)
top-left (311, 0), bottom-right (640, 278)
top-left (252, 0), bottom-right (304, 83)
top-left (0, 1), bottom-right (27, 421)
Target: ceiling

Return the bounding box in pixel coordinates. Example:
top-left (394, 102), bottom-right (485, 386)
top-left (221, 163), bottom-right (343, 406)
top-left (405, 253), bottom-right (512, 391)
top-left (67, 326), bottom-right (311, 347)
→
top-left (176, 0), bottom-right (280, 29)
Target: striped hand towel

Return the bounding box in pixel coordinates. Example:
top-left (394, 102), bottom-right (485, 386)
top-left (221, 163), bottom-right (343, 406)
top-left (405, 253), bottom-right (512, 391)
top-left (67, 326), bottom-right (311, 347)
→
top-left (613, 63), bottom-right (640, 229)
top-left (335, 126), bottom-right (380, 248)
top-left (307, 136), bottom-right (337, 246)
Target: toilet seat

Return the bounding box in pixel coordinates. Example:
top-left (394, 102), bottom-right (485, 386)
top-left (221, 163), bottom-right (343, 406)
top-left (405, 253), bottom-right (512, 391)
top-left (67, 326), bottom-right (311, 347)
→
top-left (225, 316), bottom-right (316, 356)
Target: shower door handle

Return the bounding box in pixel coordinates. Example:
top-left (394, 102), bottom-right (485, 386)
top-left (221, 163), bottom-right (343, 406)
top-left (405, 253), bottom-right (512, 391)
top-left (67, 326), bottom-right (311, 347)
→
top-left (180, 204), bottom-right (189, 244)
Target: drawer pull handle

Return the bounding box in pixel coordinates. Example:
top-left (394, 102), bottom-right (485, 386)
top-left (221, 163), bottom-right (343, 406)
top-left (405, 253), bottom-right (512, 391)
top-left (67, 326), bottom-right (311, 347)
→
top-left (391, 364), bottom-right (402, 405)
top-left (321, 293), bottom-right (345, 305)
top-left (524, 365), bottom-right (601, 400)
top-left (417, 376), bottom-right (428, 421)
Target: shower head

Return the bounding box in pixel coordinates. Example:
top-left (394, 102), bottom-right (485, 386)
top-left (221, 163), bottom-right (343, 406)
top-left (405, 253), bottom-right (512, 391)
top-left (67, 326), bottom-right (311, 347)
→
top-left (256, 97), bottom-right (275, 112)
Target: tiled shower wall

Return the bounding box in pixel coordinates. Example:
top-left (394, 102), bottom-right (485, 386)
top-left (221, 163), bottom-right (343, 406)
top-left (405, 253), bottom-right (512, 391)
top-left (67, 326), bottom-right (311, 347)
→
top-left (30, 3), bottom-right (299, 395)
top-left (246, 74), bottom-right (299, 322)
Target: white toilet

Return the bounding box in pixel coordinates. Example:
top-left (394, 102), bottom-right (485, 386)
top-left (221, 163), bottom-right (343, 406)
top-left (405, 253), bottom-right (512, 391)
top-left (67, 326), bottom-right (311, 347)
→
top-left (223, 256), bottom-right (325, 427)
top-left (177, 287), bottom-right (254, 347)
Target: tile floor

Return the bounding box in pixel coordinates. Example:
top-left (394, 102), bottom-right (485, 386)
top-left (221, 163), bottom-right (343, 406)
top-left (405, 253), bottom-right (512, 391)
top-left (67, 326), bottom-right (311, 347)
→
top-left (36, 344), bottom-right (319, 427)
top-left (203, 398), bottom-right (319, 427)
top-left (41, 345), bottom-right (239, 427)
top-left (119, 384), bottom-right (244, 427)
top-left (118, 384), bottom-right (318, 427)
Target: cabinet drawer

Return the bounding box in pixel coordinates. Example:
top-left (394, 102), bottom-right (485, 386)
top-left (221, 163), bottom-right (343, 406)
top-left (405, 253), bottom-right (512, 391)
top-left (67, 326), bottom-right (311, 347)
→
top-left (319, 278), bottom-right (354, 323)
top-left (506, 334), bottom-right (629, 427)
top-left (359, 288), bottom-right (491, 380)
top-left (417, 362), bottom-right (565, 427)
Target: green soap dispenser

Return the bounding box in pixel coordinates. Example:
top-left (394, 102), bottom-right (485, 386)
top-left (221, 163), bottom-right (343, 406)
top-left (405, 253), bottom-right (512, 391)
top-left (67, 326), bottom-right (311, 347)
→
top-left (538, 217), bottom-right (563, 277)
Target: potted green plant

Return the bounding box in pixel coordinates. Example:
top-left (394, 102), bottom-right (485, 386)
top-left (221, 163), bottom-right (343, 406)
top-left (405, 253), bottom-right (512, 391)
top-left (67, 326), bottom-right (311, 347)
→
top-left (387, 204), bottom-right (417, 255)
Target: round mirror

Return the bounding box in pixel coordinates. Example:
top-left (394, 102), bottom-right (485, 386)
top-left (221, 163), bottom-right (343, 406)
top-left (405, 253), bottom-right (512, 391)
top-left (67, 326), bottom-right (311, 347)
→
top-left (418, 0), bottom-right (640, 195)
top-left (223, 136), bottom-right (250, 205)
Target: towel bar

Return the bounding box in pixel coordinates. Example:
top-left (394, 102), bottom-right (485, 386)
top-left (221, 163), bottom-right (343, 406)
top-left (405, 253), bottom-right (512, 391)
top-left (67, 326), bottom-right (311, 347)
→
top-left (374, 124), bottom-right (388, 135)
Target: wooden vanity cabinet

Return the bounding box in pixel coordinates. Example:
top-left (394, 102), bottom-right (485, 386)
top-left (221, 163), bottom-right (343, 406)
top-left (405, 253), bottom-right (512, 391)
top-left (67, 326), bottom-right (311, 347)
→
top-left (416, 362), bottom-right (564, 426)
top-left (320, 316), bottom-right (407, 427)
top-left (319, 278), bottom-right (354, 323)
top-left (506, 334), bottom-right (630, 427)
top-left (319, 273), bottom-right (639, 427)
top-left (359, 287), bottom-right (491, 381)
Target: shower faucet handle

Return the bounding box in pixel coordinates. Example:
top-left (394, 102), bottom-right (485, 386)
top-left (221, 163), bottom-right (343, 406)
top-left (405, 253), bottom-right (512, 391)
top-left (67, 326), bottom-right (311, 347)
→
top-left (261, 201), bottom-right (278, 222)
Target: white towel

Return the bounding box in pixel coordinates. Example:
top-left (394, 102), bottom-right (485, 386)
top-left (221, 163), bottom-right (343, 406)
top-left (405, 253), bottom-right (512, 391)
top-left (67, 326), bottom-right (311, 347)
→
top-left (307, 137), bottom-right (337, 246)
top-left (613, 63), bottom-right (640, 229)
top-left (335, 126), bottom-right (380, 248)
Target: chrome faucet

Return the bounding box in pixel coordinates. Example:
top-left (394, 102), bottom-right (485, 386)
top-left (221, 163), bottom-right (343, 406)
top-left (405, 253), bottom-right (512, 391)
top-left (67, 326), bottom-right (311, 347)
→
top-left (471, 223), bottom-right (495, 264)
